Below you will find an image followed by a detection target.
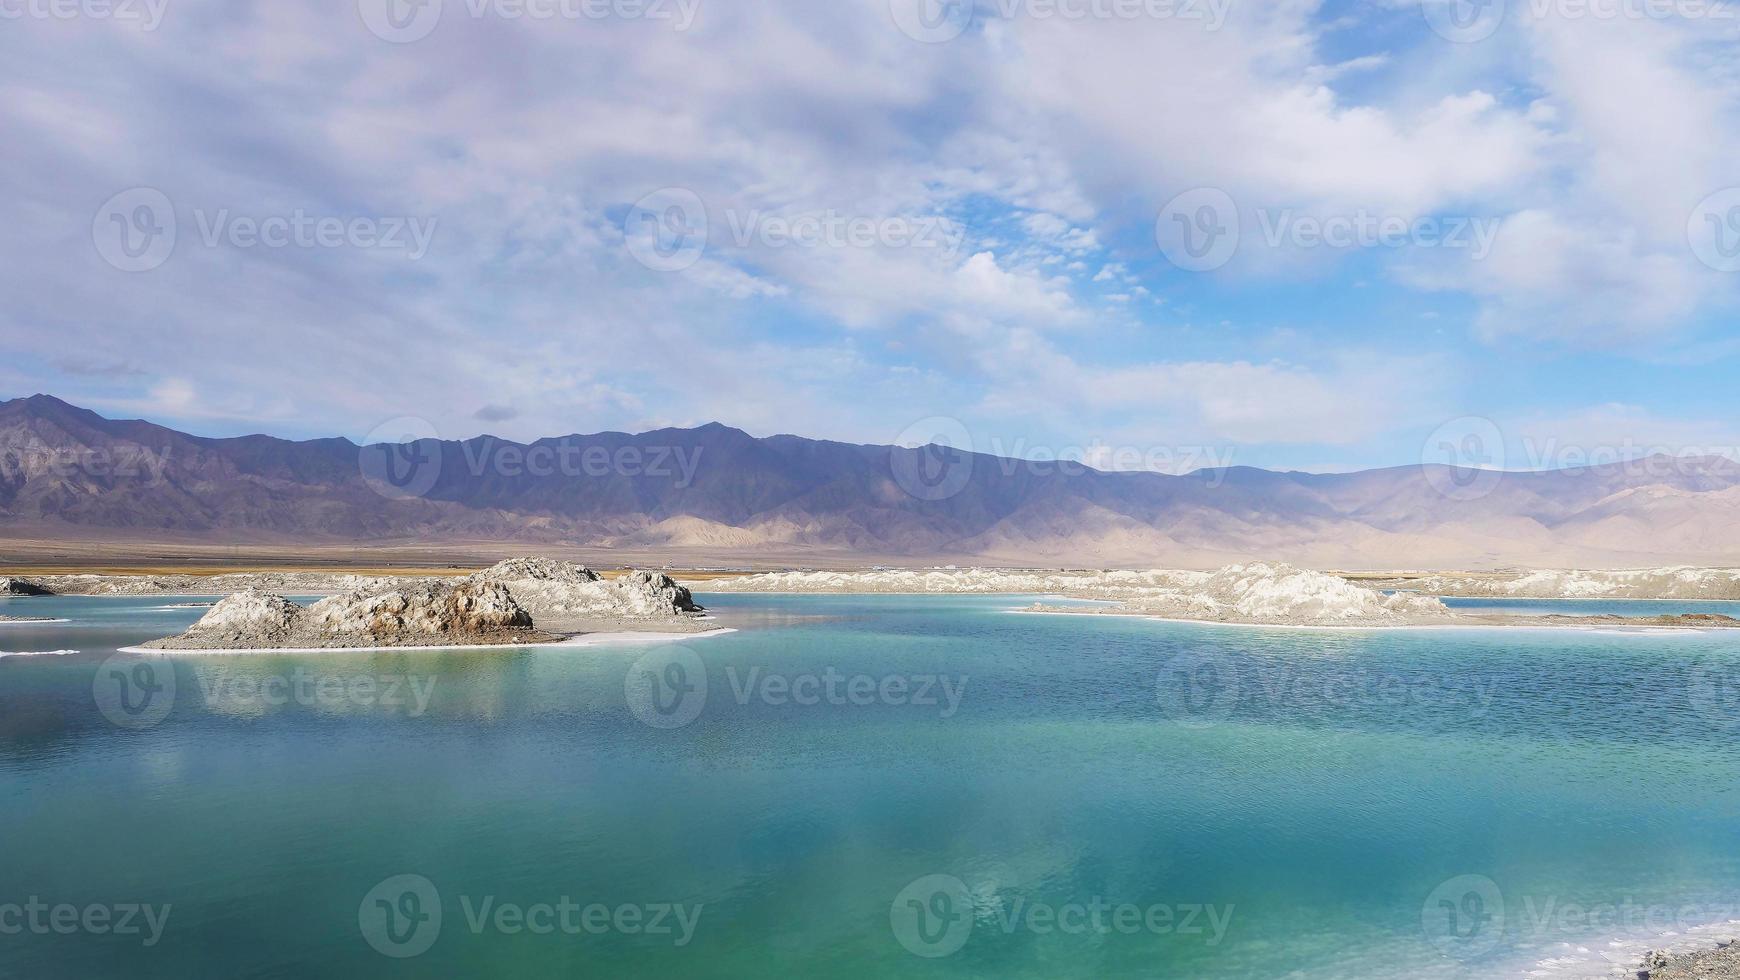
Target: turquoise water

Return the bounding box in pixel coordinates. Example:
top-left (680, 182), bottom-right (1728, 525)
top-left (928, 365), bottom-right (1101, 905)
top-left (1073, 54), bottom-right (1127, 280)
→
top-left (3, 592), bottom-right (1740, 978)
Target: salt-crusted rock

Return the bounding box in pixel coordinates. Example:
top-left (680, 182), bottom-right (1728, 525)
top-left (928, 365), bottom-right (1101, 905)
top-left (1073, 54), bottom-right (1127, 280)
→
top-left (0, 577), bottom-right (51, 596)
top-left (473, 557), bottom-right (601, 586)
top-left (1194, 562), bottom-right (1449, 622)
top-left (469, 558), bottom-right (702, 620)
top-left (183, 589), bottom-right (305, 644)
top-left (613, 570), bottom-right (703, 615)
top-left (307, 580), bottom-right (532, 637)
top-left (148, 580), bottom-right (539, 649)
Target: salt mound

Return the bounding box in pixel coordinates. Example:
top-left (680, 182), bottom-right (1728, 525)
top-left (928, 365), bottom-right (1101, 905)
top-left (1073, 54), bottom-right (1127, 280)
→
top-left (149, 581), bottom-right (540, 649)
top-left (471, 558), bottom-right (702, 622)
top-left (182, 589), bottom-right (305, 645)
top-left (307, 580), bottom-right (533, 636)
top-left (474, 557), bottom-right (601, 585)
top-left (613, 571), bottom-right (703, 615)
top-left (1185, 562), bottom-right (1447, 623)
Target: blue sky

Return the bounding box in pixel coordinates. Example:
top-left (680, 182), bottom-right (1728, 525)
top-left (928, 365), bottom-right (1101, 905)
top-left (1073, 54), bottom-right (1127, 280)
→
top-left (2, 0), bottom-right (1738, 474)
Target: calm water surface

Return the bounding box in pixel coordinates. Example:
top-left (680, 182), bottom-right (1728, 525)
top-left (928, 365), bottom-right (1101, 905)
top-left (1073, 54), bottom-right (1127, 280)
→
top-left (3, 592), bottom-right (1739, 979)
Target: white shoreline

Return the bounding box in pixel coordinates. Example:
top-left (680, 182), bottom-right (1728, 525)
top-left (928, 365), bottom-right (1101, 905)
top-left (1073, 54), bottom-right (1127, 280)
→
top-left (115, 627), bottom-right (737, 656)
top-left (1009, 608), bottom-right (1726, 634)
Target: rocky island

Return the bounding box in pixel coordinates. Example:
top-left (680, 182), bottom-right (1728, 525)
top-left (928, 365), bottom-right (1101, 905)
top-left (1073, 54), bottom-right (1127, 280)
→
top-left (136, 558), bottom-right (719, 651)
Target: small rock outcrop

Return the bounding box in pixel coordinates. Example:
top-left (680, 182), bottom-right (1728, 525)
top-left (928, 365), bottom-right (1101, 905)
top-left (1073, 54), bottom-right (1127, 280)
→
top-left (0, 577), bottom-right (51, 596)
top-left (615, 570), bottom-right (703, 615)
top-left (177, 589), bottom-right (305, 646)
top-left (147, 581), bottom-right (544, 650)
top-left (469, 558), bottom-right (704, 624)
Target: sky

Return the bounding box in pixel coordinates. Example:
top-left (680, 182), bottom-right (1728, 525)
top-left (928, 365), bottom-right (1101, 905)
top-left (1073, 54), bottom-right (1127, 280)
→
top-left (2, 0), bottom-right (1738, 474)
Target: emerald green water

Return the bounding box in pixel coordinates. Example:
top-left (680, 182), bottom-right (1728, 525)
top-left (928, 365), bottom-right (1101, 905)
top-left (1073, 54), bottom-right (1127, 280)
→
top-left (3, 593), bottom-right (1739, 978)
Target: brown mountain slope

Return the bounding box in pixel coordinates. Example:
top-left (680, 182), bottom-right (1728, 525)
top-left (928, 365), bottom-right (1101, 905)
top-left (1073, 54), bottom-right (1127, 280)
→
top-left (3, 394), bottom-right (1738, 568)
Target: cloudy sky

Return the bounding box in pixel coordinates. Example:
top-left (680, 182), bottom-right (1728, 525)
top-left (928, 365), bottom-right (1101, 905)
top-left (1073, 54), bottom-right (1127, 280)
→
top-left (3, 0), bottom-right (1738, 472)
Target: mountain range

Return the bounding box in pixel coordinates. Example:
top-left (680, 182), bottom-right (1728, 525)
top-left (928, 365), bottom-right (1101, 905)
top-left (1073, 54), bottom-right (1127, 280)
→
top-left (3, 394), bottom-right (1737, 569)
